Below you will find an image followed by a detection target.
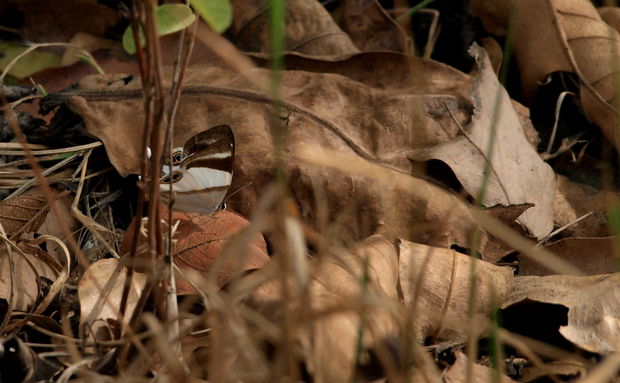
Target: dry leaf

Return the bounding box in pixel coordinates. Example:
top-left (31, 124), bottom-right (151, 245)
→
top-left (521, 237), bottom-right (619, 276)
top-left (10, 0), bottom-right (119, 43)
top-left (36, 190), bottom-right (78, 264)
top-left (444, 352), bottom-right (518, 383)
top-left (398, 240), bottom-right (514, 343)
top-left (294, 144), bottom-right (517, 261)
top-left (479, 36), bottom-right (503, 75)
top-left (331, 0), bottom-right (408, 52)
top-left (78, 258), bottom-right (147, 343)
top-left (253, 51), bottom-right (473, 99)
top-left (46, 62), bottom-right (499, 253)
top-left (410, 44), bottom-right (555, 239)
top-left (503, 273), bottom-right (620, 354)
top-left (512, 0), bottom-right (620, 147)
top-left (598, 7), bottom-right (620, 33)
top-left (0, 192), bottom-right (48, 239)
top-left (0, 244), bottom-right (58, 313)
top-left (468, 0), bottom-right (512, 36)
top-left (58, 65), bottom-right (467, 177)
top-left (120, 207), bottom-right (269, 294)
top-left (230, 0), bottom-right (359, 58)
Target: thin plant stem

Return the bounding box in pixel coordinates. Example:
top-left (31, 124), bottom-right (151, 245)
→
top-left (396, 0), bottom-right (437, 22)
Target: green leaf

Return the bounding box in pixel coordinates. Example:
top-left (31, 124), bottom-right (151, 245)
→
top-left (189, 0), bottom-right (232, 33)
top-left (122, 3), bottom-right (196, 54)
top-left (0, 42), bottom-right (61, 79)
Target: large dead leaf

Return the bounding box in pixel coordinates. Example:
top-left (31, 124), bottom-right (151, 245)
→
top-left (42, 52), bottom-right (474, 178)
top-left (503, 273), bottom-right (620, 354)
top-left (521, 237), bottom-right (619, 276)
top-left (43, 59), bottom-right (515, 255)
top-left (398, 240), bottom-right (514, 343)
top-left (410, 44), bottom-right (555, 239)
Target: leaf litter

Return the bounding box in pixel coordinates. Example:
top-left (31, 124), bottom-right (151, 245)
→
top-left (2, 0), bottom-right (620, 382)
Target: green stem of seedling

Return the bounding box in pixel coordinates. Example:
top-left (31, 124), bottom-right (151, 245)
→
top-left (78, 54), bottom-right (105, 75)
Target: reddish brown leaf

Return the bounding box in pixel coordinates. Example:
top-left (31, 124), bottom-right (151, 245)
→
top-left (121, 207), bottom-right (269, 294)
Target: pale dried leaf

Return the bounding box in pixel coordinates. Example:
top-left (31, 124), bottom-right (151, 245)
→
top-left (0, 245), bottom-right (57, 312)
top-left (305, 235), bottom-right (400, 382)
top-left (410, 44), bottom-right (555, 239)
top-left (504, 273), bottom-right (620, 354)
top-left (398, 240), bottom-right (514, 343)
top-left (78, 258), bottom-right (147, 342)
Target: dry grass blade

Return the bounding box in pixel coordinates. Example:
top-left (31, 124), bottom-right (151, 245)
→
top-left (0, 142), bottom-right (102, 156)
top-left (5, 152), bottom-right (81, 200)
top-left (70, 149), bottom-right (119, 259)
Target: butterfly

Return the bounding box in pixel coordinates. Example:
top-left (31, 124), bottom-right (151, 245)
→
top-left (158, 125), bottom-right (235, 214)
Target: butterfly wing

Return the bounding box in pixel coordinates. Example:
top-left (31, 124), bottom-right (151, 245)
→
top-left (160, 125), bottom-right (235, 214)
